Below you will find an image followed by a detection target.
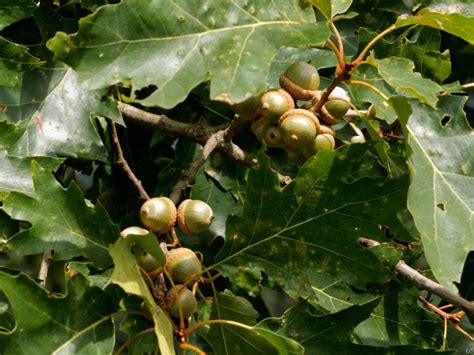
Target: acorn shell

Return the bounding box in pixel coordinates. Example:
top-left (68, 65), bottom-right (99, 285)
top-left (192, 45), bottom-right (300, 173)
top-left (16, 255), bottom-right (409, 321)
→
top-left (140, 197), bottom-right (177, 234)
top-left (319, 125), bottom-right (335, 136)
top-left (135, 250), bottom-right (160, 272)
top-left (324, 99), bottom-right (350, 120)
top-left (262, 124), bottom-right (284, 148)
top-left (177, 199), bottom-right (214, 235)
top-left (231, 94), bottom-right (262, 116)
top-left (167, 285), bottom-right (198, 318)
top-left (279, 62), bottom-right (320, 100)
top-left (166, 248), bottom-right (202, 285)
top-left (278, 109), bottom-right (319, 149)
top-left (260, 89), bottom-right (294, 122)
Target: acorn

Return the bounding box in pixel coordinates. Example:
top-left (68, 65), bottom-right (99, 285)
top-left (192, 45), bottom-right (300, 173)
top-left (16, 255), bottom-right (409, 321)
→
top-left (260, 89), bottom-right (294, 122)
top-left (139, 197), bottom-right (177, 234)
top-left (278, 109), bottom-right (319, 149)
top-left (167, 285), bottom-right (198, 318)
top-left (177, 199), bottom-right (214, 235)
top-left (231, 94), bottom-right (262, 116)
top-left (324, 99), bottom-right (350, 120)
top-left (166, 248), bottom-right (202, 285)
top-left (302, 133), bottom-right (336, 159)
top-left (279, 62), bottom-right (320, 100)
top-left (262, 124), bottom-right (284, 148)
top-left (135, 249), bottom-right (161, 272)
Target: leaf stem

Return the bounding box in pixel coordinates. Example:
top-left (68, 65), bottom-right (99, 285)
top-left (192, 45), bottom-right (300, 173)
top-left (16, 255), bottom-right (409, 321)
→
top-left (462, 82), bottom-right (474, 90)
top-left (347, 80), bottom-right (389, 101)
top-left (110, 121), bottom-right (150, 200)
top-left (358, 238), bottom-right (474, 315)
top-left (329, 21), bottom-right (344, 61)
top-left (326, 39), bottom-right (345, 69)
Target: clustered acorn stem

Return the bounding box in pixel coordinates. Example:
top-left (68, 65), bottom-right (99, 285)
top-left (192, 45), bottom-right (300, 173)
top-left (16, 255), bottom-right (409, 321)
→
top-left (358, 238), bottom-right (474, 316)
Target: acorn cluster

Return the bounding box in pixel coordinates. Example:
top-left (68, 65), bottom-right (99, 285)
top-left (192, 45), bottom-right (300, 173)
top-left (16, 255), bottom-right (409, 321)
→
top-left (233, 62), bottom-right (353, 164)
top-left (120, 197), bottom-right (215, 319)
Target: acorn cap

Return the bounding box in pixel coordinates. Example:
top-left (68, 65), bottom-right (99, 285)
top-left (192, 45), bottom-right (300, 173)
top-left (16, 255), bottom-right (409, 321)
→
top-left (177, 199), bottom-right (214, 235)
top-left (139, 197), bottom-right (177, 234)
top-left (319, 125), bottom-right (336, 136)
top-left (279, 62), bottom-right (320, 100)
top-left (278, 109), bottom-right (320, 132)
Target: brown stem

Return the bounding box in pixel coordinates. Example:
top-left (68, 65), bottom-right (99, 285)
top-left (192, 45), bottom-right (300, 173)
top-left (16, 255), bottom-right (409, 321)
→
top-left (110, 122), bottom-right (150, 200)
top-left (118, 102), bottom-right (257, 167)
top-left (115, 328), bottom-right (155, 354)
top-left (311, 69), bottom-right (349, 114)
top-left (168, 113), bottom-right (252, 204)
top-left (329, 21), bottom-right (344, 61)
top-left (326, 39), bottom-right (344, 69)
top-left (38, 249), bottom-right (54, 287)
top-left (184, 319), bottom-right (251, 335)
top-left (358, 238), bottom-right (474, 315)
top-left (169, 135), bottom-right (219, 204)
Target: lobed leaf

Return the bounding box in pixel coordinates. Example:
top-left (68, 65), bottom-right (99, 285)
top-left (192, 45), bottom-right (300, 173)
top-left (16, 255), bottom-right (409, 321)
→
top-left (2, 162), bottom-right (119, 269)
top-left (205, 292), bottom-right (303, 354)
top-left (375, 57), bottom-right (442, 108)
top-left (109, 234), bottom-right (174, 355)
top-left (396, 8), bottom-right (474, 45)
top-left (0, 271), bottom-right (117, 354)
top-left (213, 146), bottom-right (410, 299)
top-left (392, 96), bottom-right (474, 292)
top-left (47, 0), bottom-right (330, 108)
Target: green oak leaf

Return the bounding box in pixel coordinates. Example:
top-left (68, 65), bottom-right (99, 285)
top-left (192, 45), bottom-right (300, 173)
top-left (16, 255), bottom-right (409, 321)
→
top-left (0, 120), bottom-right (61, 198)
top-left (348, 64), bottom-right (397, 124)
top-left (354, 284), bottom-right (440, 348)
top-left (0, 0), bottom-right (36, 31)
top-left (47, 0), bottom-right (330, 108)
top-left (396, 8), bottom-right (474, 45)
top-left (391, 95), bottom-right (474, 292)
top-left (8, 69), bottom-right (112, 161)
top-left (109, 234), bottom-right (174, 355)
top-left (66, 262), bottom-right (113, 290)
top-left (2, 162), bottom-right (119, 269)
top-left (375, 57), bottom-right (442, 108)
top-left (0, 37), bottom-right (44, 88)
top-left (205, 291), bottom-right (303, 355)
top-left (213, 146), bottom-right (410, 298)
top-left (0, 271), bottom-right (118, 354)
top-left (0, 66), bottom-right (66, 123)
top-left (308, 0), bottom-right (352, 19)
top-left (273, 300), bottom-right (439, 354)
top-left (358, 27), bottom-right (451, 83)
